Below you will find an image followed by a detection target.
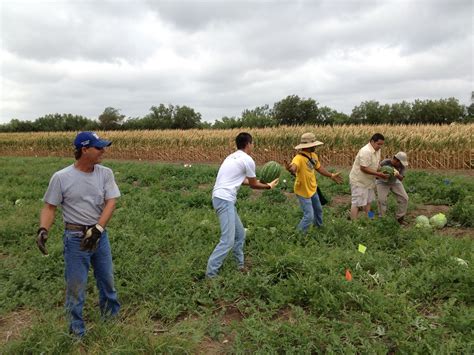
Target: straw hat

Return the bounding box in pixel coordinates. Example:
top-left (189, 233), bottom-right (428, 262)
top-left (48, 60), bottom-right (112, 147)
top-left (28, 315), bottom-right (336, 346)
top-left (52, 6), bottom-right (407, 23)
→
top-left (294, 132), bottom-right (324, 150)
top-left (394, 151), bottom-right (408, 167)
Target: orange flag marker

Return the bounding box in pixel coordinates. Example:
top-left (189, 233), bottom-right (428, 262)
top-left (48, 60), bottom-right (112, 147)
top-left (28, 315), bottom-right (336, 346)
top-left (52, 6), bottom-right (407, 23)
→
top-left (345, 269), bottom-right (353, 281)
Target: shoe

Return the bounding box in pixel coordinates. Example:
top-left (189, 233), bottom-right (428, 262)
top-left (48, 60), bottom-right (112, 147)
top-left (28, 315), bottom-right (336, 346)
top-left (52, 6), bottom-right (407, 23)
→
top-left (238, 266), bottom-right (250, 274)
top-left (397, 217), bottom-right (408, 226)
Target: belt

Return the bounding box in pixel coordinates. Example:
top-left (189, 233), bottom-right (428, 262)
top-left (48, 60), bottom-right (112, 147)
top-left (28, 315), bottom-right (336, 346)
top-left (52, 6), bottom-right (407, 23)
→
top-left (65, 223), bottom-right (95, 232)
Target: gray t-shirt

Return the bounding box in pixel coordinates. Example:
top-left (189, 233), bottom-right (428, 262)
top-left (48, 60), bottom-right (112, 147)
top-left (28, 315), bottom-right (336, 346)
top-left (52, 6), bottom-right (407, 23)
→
top-left (376, 159), bottom-right (405, 185)
top-left (43, 164), bottom-right (121, 225)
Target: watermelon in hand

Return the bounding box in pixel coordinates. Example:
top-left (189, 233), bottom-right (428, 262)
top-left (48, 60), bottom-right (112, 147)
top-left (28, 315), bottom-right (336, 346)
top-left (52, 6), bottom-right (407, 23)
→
top-left (380, 165), bottom-right (397, 183)
top-left (259, 161), bottom-right (282, 183)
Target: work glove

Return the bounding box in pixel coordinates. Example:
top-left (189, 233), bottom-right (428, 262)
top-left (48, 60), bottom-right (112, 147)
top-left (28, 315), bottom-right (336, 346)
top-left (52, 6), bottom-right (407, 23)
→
top-left (80, 224), bottom-right (104, 252)
top-left (36, 227), bottom-right (49, 255)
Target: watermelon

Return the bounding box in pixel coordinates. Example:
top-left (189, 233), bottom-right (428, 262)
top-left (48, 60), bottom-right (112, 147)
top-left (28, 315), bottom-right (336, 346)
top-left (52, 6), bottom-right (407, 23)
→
top-left (380, 166), bottom-right (394, 176)
top-left (380, 165), bottom-right (397, 183)
top-left (260, 161), bottom-right (282, 183)
top-left (415, 215), bottom-right (431, 228)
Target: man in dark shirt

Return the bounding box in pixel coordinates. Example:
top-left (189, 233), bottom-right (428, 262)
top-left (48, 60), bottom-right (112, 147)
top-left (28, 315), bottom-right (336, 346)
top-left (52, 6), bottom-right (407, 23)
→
top-left (376, 152), bottom-right (409, 224)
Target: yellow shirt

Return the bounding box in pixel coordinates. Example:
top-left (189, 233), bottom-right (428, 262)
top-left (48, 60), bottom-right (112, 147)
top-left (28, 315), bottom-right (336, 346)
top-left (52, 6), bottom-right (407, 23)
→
top-left (292, 152), bottom-right (321, 198)
top-left (349, 142), bottom-right (381, 188)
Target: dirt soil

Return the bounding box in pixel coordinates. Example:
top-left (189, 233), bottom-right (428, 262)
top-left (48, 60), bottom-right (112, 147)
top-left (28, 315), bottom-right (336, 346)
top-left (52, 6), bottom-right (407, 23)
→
top-left (0, 309), bottom-right (34, 346)
top-left (407, 204), bottom-right (451, 218)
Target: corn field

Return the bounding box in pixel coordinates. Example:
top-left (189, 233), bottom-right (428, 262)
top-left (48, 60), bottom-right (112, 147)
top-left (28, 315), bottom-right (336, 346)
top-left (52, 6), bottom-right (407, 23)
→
top-left (1, 124), bottom-right (472, 169)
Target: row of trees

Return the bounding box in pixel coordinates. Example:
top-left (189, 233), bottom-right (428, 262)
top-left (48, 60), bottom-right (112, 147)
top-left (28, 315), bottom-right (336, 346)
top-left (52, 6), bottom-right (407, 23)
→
top-left (1, 96), bottom-right (472, 132)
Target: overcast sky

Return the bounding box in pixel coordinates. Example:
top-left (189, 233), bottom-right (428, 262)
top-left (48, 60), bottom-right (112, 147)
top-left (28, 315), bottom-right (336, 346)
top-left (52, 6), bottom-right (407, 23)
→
top-left (0, 0), bottom-right (472, 123)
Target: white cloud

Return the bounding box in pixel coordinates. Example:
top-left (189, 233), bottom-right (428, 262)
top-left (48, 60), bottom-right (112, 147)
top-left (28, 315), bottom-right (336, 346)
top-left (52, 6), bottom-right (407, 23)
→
top-left (0, 0), bottom-right (472, 123)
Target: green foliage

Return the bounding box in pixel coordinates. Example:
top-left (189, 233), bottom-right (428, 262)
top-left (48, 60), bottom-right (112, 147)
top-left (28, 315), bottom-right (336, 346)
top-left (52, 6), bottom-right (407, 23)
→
top-left (0, 157), bottom-right (472, 353)
top-left (404, 171), bottom-right (472, 205)
top-left (0, 97), bottom-right (470, 132)
top-left (449, 196), bottom-right (474, 227)
top-left (240, 104), bottom-right (277, 128)
top-left (122, 104), bottom-right (202, 130)
top-left (98, 107), bottom-right (125, 130)
top-left (351, 100), bottom-right (391, 124)
top-left (351, 98), bottom-right (468, 125)
top-left (272, 95), bottom-right (321, 125)
top-left (0, 114), bottom-right (99, 132)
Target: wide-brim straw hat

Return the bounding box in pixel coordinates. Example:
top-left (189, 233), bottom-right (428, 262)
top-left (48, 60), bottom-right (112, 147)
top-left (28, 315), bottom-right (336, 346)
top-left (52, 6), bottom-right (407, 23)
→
top-left (394, 151), bottom-right (409, 167)
top-left (294, 132), bottom-right (324, 150)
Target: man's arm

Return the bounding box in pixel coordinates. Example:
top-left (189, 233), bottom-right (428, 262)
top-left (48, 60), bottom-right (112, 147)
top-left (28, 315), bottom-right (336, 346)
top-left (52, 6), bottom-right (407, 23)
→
top-left (37, 203), bottom-right (57, 255)
top-left (284, 160), bottom-right (297, 175)
top-left (97, 198), bottom-right (117, 228)
top-left (39, 203), bottom-right (57, 230)
top-left (316, 165), bottom-right (343, 184)
top-left (360, 166), bottom-right (389, 179)
top-left (394, 169), bottom-right (404, 182)
top-left (246, 177), bottom-right (279, 190)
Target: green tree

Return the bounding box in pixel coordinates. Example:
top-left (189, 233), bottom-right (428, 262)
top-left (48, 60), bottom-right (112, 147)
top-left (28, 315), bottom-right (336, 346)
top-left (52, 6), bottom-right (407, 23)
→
top-left (172, 105), bottom-right (202, 129)
top-left (146, 104), bottom-right (174, 129)
top-left (0, 119), bottom-right (36, 132)
top-left (389, 101), bottom-right (412, 124)
top-left (240, 104), bottom-right (276, 128)
top-left (467, 103), bottom-right (474, 122)
top-left (351, 101), bottom-right (390, 124)
top-left (98, 107), bottom-right (125, 130)
top-left (273, 95), bottom-right (320, 125)
top-left (212, 116), bottom-right (242, 129)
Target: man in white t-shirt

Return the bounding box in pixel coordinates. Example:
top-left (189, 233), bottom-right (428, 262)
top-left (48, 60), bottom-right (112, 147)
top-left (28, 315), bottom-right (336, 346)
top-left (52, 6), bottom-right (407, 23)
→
top-left (349, 133), bottom-right (389, 220)
top-left (206, 132), bottom-right (279, 278)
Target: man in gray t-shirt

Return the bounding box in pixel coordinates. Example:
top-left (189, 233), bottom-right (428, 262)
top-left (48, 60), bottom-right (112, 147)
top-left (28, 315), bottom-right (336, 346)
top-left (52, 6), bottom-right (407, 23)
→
top-left (36, 131), bottom-right (121, 337)
top-left (375, 151), bottom-right (409, 224)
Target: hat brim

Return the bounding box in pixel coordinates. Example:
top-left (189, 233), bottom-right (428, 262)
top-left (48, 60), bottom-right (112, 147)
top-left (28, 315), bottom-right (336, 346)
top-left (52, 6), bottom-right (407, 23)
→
top-left (294, 141), bottom-right (324, 150)
top-left (91, 140), bottom-right (112, 148)
top-left (394, 155), bottom-right (408, 167)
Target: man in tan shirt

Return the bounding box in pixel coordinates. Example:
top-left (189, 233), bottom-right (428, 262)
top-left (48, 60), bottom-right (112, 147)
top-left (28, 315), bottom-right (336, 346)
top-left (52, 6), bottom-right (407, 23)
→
top-left (349, 133), bottom-right (389, 220)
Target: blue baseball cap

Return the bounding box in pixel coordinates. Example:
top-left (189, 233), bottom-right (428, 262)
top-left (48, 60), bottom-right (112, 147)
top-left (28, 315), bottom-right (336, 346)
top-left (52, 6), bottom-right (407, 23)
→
top-left (73, 131), bottom-right (112, 149)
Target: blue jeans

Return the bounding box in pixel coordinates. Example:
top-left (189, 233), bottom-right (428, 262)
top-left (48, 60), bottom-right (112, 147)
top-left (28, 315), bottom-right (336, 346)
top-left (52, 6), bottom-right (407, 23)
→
top-left (63, 230), bottom-right (120, 337)
top-left (297, 192), bottom-right (323, 233)
top-left (206, 197), bottom-right (246, 278)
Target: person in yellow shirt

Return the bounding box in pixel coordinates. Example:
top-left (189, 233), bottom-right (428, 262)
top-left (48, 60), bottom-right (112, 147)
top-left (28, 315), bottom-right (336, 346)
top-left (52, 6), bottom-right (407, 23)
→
top-left (285, 132), bottom-right (342, 233)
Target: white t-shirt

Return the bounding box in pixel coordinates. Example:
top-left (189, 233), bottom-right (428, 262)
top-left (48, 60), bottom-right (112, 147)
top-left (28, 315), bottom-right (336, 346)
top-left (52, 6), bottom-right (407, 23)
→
top-left (212, 150), bottom-right (256, 202)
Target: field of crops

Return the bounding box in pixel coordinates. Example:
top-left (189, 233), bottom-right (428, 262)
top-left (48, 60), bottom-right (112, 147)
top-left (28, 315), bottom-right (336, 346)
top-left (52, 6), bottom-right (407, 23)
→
top-left (1, 156), bottom-right (473, 353)
top-left (0, 123), bottom-right (472, 169)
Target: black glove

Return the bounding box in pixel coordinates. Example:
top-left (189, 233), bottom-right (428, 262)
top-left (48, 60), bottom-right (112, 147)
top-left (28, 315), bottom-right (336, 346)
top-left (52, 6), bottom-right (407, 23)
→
top-left (37, 227), bottom-right (49, 255)
top-left (80, 224), bottom-right (104, 252)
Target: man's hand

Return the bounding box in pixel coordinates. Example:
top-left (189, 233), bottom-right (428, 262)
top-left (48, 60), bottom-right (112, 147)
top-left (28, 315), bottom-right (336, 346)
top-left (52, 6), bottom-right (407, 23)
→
top-left (378, 172), bottom-right (389, 179)
top-left (330, 172), bottom-right (343, 184)
top-left (80, 224), bottom-right (104, 252)
top-left (36, 228), bottom-right (49, 255)
top-left (267, 178), bottom-right (279, 189)
top-left (284, 160), bottom-right (297, 176)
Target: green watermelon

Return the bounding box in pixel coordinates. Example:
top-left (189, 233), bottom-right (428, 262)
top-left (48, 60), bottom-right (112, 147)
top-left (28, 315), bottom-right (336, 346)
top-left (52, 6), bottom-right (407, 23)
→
top-left (380, 165), bottom-right (397, 183)
top-left (260, 161), bottom-right (282, 183)
top-left (380, 166), bottom-right (394, 176)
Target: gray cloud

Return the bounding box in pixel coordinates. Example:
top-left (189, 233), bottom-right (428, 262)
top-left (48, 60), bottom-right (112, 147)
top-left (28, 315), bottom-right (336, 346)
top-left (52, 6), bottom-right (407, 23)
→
top-left (0, 0), bottom-right (472, 123)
